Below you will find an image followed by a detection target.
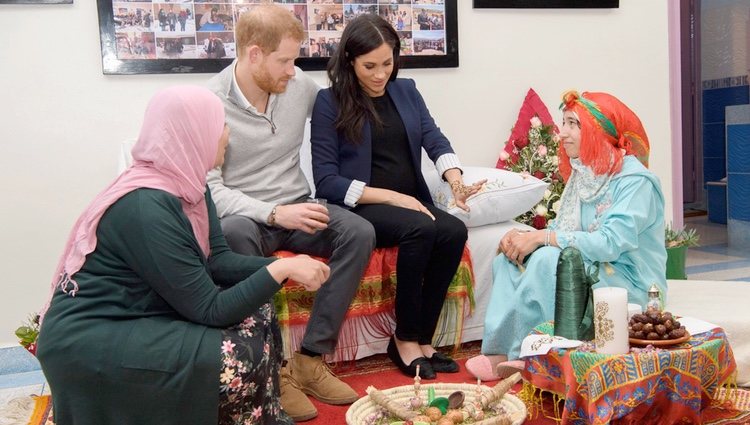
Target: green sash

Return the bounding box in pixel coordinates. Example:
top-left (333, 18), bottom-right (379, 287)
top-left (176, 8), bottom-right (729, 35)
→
top-left (553, 247), bottom-right (598, 341)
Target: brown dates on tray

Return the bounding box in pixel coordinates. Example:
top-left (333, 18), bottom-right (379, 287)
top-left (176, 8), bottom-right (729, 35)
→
top-left (628, 309), bottom-right (688, 341)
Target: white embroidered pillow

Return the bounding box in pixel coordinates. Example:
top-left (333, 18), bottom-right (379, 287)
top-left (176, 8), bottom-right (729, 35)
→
top-left (426, 166), bottom-right (548, 228)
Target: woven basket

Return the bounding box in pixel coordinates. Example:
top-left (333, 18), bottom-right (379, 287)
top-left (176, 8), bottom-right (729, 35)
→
top-left (345, 382), bottom-right (526, 425)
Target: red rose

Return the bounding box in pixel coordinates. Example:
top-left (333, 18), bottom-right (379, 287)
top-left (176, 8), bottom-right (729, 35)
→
top-left (514, 137), bottom-right (529, 149)
top-left (497, 159), bottom-right (510, 169)
top-left (532, 214), bottom-right (547, 230)
top-left (26, 343), bottom-right (37, 356)
top-left (533, 170), bottom-right (546, 180)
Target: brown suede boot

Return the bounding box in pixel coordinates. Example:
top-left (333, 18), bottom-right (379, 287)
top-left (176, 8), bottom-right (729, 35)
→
top-left (289, 352), bottom-right (358, 405)
top-left (280, 364), bottom-right (317, 422)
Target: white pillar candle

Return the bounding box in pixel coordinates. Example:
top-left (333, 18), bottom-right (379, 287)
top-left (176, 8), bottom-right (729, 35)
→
top-left (593, 287), bottom-right (630, 354)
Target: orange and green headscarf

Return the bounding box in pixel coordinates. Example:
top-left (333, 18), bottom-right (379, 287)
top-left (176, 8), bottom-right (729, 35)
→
top-left (558, 90), bottom-right (650, 180)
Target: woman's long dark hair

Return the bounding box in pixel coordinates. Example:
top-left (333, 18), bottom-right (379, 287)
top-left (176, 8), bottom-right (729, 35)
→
top-left (326, 14), bottom-right (400, 144)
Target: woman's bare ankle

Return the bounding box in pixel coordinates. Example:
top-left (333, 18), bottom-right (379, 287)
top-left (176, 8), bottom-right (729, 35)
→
top-left (394, 337), bottom-right (423, 364)
top-left (419, 344), bottom-right (437, 358)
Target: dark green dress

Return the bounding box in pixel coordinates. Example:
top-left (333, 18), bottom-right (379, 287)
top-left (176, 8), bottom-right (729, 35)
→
top-left (37, 188), bottom-right (287, 425)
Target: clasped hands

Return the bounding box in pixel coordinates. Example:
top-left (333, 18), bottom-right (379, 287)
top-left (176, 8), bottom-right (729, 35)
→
top-left (267, 254), bottom-right (330, 292)
top-left (498, 228), bottom-right (544, 268)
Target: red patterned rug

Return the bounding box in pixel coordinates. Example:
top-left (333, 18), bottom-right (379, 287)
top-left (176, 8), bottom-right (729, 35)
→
top-left (307, 341), bottom-right (559, 425)
top-left (332, 340), bottom-right (483, 379)
top-left (19, 341), bottom-right (750, 425)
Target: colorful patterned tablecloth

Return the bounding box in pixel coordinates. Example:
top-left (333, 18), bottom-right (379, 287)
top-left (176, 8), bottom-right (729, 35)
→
top-left (522, 322), bottom-right (737, 425)
top-left (272, 245), bottom-right (475, 360)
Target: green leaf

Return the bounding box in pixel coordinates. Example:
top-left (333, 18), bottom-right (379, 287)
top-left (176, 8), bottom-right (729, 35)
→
top-left (15, 313), bottom-right (40, 348)
top-left (664, 223), bottom-right (700, 248)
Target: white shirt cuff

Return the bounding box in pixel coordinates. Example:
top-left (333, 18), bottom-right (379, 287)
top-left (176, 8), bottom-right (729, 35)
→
top-left (344, 180), bottom-right (366, 207)
top-left (435, 153), bottom-right (462, 181)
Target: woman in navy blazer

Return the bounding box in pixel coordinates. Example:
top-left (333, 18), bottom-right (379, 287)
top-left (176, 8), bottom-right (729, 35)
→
top-left (310, 14), bottom-right (483, 379)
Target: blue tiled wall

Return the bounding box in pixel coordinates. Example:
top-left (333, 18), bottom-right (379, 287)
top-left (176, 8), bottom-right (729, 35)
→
top-left (702, 81), bottom-right (749, 186)
top-left (727, 124), bottom-right (750, 173)
top-left (706, 182), bottom-right (727, 224)
top-left (726, 105), bottom-right (750, 250)
top-left (727, 123), bottom-right (750, 221)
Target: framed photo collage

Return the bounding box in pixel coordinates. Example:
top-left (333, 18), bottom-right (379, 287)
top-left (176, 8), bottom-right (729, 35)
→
top-left (98, 0), bottom-right (458, 74)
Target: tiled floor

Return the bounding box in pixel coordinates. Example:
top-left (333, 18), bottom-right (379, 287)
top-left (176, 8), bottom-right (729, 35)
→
top-left (0, 213), bottom-right (746, 422)
top-left (685, 214), bottom-right (750, 281)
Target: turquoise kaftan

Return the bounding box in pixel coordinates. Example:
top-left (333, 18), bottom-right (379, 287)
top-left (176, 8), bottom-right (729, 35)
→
top-left (481, 156), bottom-right (667, 359)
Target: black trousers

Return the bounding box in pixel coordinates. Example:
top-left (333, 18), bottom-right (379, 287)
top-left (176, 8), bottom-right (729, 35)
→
top-left (353, 202), bottom-right (467, 345)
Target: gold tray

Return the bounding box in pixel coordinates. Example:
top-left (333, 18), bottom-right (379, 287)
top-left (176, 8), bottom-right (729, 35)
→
top-left (629, 332), bottom-right (691, 347)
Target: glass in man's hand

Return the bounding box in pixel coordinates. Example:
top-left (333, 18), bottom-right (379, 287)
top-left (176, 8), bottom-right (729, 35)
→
top-left (306, 198), bottom-right (328, 209)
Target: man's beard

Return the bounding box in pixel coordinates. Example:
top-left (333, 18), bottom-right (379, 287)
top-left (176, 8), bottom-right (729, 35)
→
top-left (253, 64), bottom-right (288, 94)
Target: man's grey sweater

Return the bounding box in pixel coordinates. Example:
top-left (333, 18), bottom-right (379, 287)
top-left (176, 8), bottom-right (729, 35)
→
top-left (206, 63), bottom-right (320, 224)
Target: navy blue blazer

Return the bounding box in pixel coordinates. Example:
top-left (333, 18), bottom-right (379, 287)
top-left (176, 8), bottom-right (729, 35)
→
top-left (310, 78), bottom-right (454, 207)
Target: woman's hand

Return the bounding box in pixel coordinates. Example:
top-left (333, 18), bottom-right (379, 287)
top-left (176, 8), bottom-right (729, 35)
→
top-left (498, 229), bottom-right (545, 266)
top-left (358, 187), bottom-right (434, 219)
top-left (386, 192), bottom-right (435, 220)
top-left (450, 179), bottom-right (486, 212)
top-left (267, 255), bottom-right (330, 291)
top-left (497, 230), bottom-right (515, 255)
top-left (443, 167), bottom-right (485, 212)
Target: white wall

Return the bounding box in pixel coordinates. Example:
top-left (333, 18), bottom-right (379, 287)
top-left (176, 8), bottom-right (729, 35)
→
top-left (0, 0), bottom-right (671, 346)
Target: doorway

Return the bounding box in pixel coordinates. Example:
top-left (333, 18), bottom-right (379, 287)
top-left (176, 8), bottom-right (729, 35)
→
top-left (680, 0), bottom-right (701, 210)
top-left (680, 0), bottom-right (749, 227)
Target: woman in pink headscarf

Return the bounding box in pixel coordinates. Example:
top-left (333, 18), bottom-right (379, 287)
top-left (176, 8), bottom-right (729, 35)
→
top-left (36, 86), bottom-right (327, 425)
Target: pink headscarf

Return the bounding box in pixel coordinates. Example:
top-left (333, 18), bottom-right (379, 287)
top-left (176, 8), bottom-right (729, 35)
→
top-left (40, 86), bottom-right (225, 322)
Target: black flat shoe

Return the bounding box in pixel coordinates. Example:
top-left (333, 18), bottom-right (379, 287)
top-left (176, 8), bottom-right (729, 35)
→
top-left (387, 337), bottom-right (436, 379)
top-left (428, 352), bottom-right (459, 373)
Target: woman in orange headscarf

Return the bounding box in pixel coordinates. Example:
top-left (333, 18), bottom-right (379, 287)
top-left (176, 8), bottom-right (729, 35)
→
top-left (467, 91), bottom-right (667, 381)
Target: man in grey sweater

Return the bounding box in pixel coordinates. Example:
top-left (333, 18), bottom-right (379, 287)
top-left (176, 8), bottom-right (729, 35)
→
top-left (206, 4), bottom-right (375, 422)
